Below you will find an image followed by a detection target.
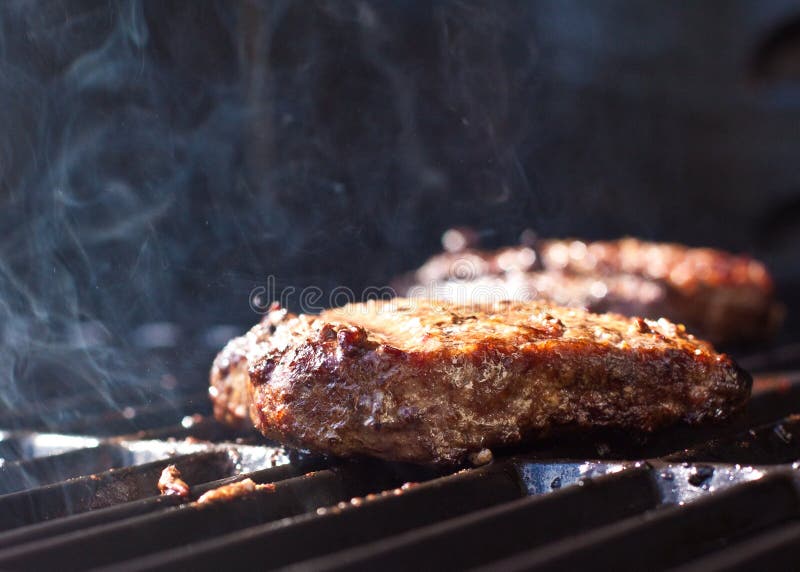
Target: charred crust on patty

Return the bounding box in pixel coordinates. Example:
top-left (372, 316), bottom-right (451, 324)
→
top-left (236, 298), bottom-right (751, 465)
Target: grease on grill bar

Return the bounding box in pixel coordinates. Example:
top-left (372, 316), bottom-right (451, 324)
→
top-left (0, 374), bottom-right (798, 570)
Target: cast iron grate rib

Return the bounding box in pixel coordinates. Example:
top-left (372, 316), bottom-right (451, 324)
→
top-left (1, 373), bottom-right (800, 571)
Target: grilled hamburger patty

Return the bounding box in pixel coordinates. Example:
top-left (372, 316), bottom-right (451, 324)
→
top-left (212, 299), bottom-right (750, 464)
top-left (401, 237), bottom-right (782, 346)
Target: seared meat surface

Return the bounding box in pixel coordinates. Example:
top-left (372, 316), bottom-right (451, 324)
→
top-left (196, 479), bottom-right (275, 504)
top-left (209, 304), bottom-right (292, 429)
top-left (158, 465), bottom-right (190, 497)
top-left (401, 237), bottom-right (782, 346)
top-left (217, 298), bottom-right (751, 465)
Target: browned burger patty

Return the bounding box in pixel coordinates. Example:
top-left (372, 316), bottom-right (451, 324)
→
top-left (401, 237), bottom-right (782, 346)
top-left (215, 298), bottom-right (750, 465)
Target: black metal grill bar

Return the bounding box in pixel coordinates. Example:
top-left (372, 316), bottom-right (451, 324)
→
top-left (116, 416), bottom-right (257, 443)
top-left (292, 466), bottom-right (659, 572)
top-left (0, 450), bottom-right (234, 532)
top-left (0, 372), bottom-right (796, 570)
top-left (746, 373), bottom-right (800, 427)
top-left (738, 346), bottom-right (800, 374)
top-left (0, 464), bottom-right (410, 571)
top-left (479, 472), bottom-right (800, 572)
top-left (0, 458), bottom-right (321, 551)
top-left (0, 388), bottom-right (179, 432)
top-left (672, 520), bottom-right (800, 572)
top-left (0, 495), bottom-right (183, 551)
top-left (0, 443), bottom-right (128, 495)
top-left (0, 393), bottom-right (211, 435)
top-left (56, 394), bottom-right (211, 436)
top-left (190, 455), bottom-right (327, 496)
top-left (664, 415), bottom-right (800, 465)
top-left (103, 461), bottom-right (527, 572)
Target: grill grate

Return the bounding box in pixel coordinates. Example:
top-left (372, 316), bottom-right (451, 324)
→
top-left (1, 374), bottom-right (799, 570)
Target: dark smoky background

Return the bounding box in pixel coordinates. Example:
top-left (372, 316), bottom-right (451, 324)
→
top-left (2, 0), bottom-right (800, 420)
